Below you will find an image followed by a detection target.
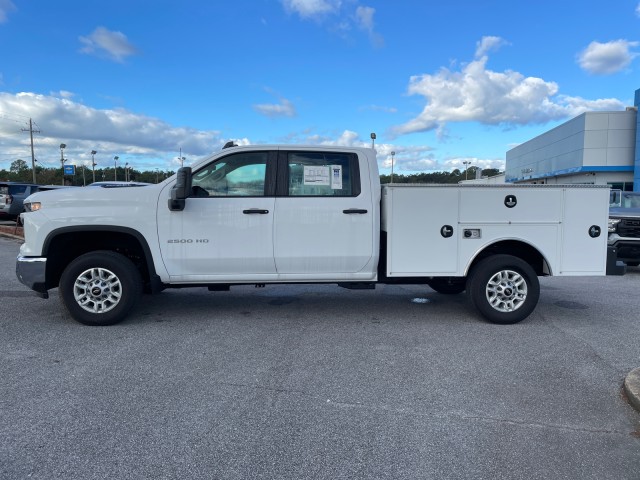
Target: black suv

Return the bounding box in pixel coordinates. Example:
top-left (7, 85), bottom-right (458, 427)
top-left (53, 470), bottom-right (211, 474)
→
top-left (608, 190), bottom-right (640, 267)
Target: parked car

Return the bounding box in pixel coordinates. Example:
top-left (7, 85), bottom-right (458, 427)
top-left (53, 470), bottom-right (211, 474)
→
top-left (608, 190), bottom-right (640, 266)
top-left (0, 182), bottom-right (39, 219)
top-left (88, 181), bottom-right (151, 187)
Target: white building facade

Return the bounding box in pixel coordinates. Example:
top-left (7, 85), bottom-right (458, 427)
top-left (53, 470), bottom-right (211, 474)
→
top-left (506, 88), bottom-right (639, 191)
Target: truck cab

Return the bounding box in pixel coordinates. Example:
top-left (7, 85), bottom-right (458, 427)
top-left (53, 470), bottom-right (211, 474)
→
top-left (159, 146), bottom-right (380, 283)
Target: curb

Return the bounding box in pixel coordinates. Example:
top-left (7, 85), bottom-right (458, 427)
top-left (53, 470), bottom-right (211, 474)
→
top-left (0, 229), bottom-right (24, 242)
top-left (0, 232), bottom-right (24, 241)
top-left (624, 368), bottom-right (640, 413)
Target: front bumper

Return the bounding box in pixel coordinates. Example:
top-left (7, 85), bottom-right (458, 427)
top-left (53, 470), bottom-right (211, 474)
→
top-left (608, 234), bottom-right (640, 263)
top-left (16, 256), bottom-right (49, 298)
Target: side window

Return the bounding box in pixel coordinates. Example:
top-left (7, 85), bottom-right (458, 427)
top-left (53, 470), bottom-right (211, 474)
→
top-left (9, 185), bottom-right (28, 195)
top-left (287, 152), bottom-right (359, 196)
top-left (191, 152), bottom-right (268, 197)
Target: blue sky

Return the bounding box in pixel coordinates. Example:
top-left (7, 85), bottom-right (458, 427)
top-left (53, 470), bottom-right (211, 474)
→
top-left (0, 0), bottom-right (639, 175)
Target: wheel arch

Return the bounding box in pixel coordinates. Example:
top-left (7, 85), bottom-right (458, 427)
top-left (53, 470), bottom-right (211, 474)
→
top-left (42, 226), bottom-right (162, 292)
top-left (465, 239), bottom-right (552, 278)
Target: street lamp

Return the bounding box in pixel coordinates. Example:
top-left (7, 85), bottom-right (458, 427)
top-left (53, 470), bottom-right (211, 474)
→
top-left (59, 143), bottom-right (67, 185)
top-left (370, 132), bottom-right (376, 149)
top-left (114, 155), bottom-right (119, 181)
top-left (125, 162), bottom-right (129, 182)
top-left (91, 150), bottom-right (97, 183)
top-left (463, 160), bottom-right (471, 180)
top-left (390, 151), bottom-right (396, 184)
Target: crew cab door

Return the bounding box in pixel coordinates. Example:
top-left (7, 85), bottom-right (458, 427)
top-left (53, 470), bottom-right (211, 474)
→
top-left (273, 150), bottom-right (376, 277)
top-left (157, 150), bottom-right (277, 280)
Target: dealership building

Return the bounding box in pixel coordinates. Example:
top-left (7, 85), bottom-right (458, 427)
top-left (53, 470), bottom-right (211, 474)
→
top-left (505, 88), bottom-right (640, 191)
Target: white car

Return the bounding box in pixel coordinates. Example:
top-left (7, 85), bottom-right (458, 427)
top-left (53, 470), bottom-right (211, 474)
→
top-left (88, 181), bottom-right (151, 188)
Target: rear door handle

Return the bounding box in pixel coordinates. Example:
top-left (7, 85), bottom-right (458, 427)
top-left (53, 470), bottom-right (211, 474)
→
top-left (343, 209), bottom-right (368, 214)
top-left (243, 209), bottom-right (269, 214)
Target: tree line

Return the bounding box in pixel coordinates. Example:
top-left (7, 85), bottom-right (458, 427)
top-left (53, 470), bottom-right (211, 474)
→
top-left (380, 167), bottom-right (501, 184)
top-left (2, 159), bottom-right (175, 185)
top-left (3, 159), bottom-right (502, 186)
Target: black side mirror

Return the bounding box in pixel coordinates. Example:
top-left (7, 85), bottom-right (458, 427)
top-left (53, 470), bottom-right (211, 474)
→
top-left (168, 167), bottom-right (192, 211)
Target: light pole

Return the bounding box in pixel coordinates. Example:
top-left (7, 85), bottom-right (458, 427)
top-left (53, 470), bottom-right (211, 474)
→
top-left (91, 150), bottom-right (97, 183)
top-left (370, 132), bottom-right (376, 149)
top-left (155, 168), bottom-right (159, 184)
top-left (463, 160), bottom-right (471, 180)
top-left (125, 162), bottom-right (129, 182)
top-left (59, 143), bottom-right (66, 185)
top-left (390, 151), bottom-right (395, 184)
top-left (114, 156), bottom-right (119, 181)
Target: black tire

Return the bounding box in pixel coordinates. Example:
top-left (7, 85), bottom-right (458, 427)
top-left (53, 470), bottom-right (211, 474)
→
top-left (59, 250), bottom-right (143, 326)
top-left (428, 277), bottom-right (466, 295)
top-left (467, 255), bottom-right (539, 325)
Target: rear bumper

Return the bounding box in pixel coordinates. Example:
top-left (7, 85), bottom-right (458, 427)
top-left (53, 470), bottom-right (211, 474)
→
top-left (16, 256), bottom-right (49, 298)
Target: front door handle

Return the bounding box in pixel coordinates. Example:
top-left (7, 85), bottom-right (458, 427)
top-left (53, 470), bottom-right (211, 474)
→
top-left (243, 209), bottom-right (269, 214)
top-left (343, 209), bottom-right (368, 214)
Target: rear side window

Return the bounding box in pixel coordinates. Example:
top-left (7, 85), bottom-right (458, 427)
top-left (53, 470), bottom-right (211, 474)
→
top-left (287, 152), bottom-right (359, 197)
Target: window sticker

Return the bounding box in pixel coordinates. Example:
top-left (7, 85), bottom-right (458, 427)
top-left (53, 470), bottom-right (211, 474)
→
top-left (303, 165), bottom-right (330, 186)
top-left (330, 165), bottom-right (342, 190)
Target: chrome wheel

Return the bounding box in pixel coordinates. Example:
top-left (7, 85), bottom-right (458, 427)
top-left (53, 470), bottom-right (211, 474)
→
top-left (485, 269), bottom-right (527, 313)
top-left (73, 267), bottom-right (122, 314)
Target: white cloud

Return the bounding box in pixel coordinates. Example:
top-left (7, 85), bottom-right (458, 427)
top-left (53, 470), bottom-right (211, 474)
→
top-left (0, 92), bottom-right (222, 169)
top-left (253, 90), bottom-right (297, 118)
top-left (281, 0), bottom-right (341, 19)
top-left (360, 104), bottom-right (398, 113)
top-left (577, 39), bottom-right (639, 74)
top-left (355, 6), bottom-right (383, 47)
top-left (282, 1), bottom-right (382, 46)
top-left (0, 0), bottom-right (16, 23)
top-left (636, 2), bottom-right (640, 17)
top-left (392, 37), bottom-right (625, 136)
top-left (79, 27), bottom-right (138, 63)
top-left (475, 36), bottom-right (508, 58)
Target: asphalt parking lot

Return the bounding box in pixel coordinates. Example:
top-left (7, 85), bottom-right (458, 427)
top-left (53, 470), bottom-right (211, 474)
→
top-left (1, 234), bottom-right (639, 479)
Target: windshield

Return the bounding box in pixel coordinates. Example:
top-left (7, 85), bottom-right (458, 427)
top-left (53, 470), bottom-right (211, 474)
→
top-left (610, 190), bottom-right (640, 209)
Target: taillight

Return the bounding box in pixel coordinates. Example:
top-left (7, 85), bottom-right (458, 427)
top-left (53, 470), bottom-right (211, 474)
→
top-left (7, 194), bottom-right (13, 205)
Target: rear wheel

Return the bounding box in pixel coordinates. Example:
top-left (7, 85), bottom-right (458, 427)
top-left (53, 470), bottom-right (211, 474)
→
top-left (59, 251), bottom-right (142, 326)
top-left (467, 255), bottom-right (539, 325)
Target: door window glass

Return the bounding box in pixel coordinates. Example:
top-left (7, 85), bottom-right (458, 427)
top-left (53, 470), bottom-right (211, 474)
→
top-left (287, 152), bottom-right (358, 196)
top-left (192, 152), bottom-right (267, 197)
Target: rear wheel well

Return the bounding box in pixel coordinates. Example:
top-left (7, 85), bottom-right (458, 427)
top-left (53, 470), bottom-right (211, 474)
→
top-left (44, 229), bottom-right (154, 290)
top-left (468, 240), bottom-right (548, 277)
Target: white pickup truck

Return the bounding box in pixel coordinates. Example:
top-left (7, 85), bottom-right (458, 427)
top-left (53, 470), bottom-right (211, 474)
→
top-left (16, 145), bottom-right (614, 326)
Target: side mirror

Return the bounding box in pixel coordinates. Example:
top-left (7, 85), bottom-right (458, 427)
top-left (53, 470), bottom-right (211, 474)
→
top-left (168, 167), bottom-right (192, 211)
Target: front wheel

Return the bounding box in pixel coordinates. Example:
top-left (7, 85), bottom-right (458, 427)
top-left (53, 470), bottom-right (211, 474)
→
top-left (59, 251), bottom-right (143, 326)
top-left (467, 255), bottom-right (540, 325)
